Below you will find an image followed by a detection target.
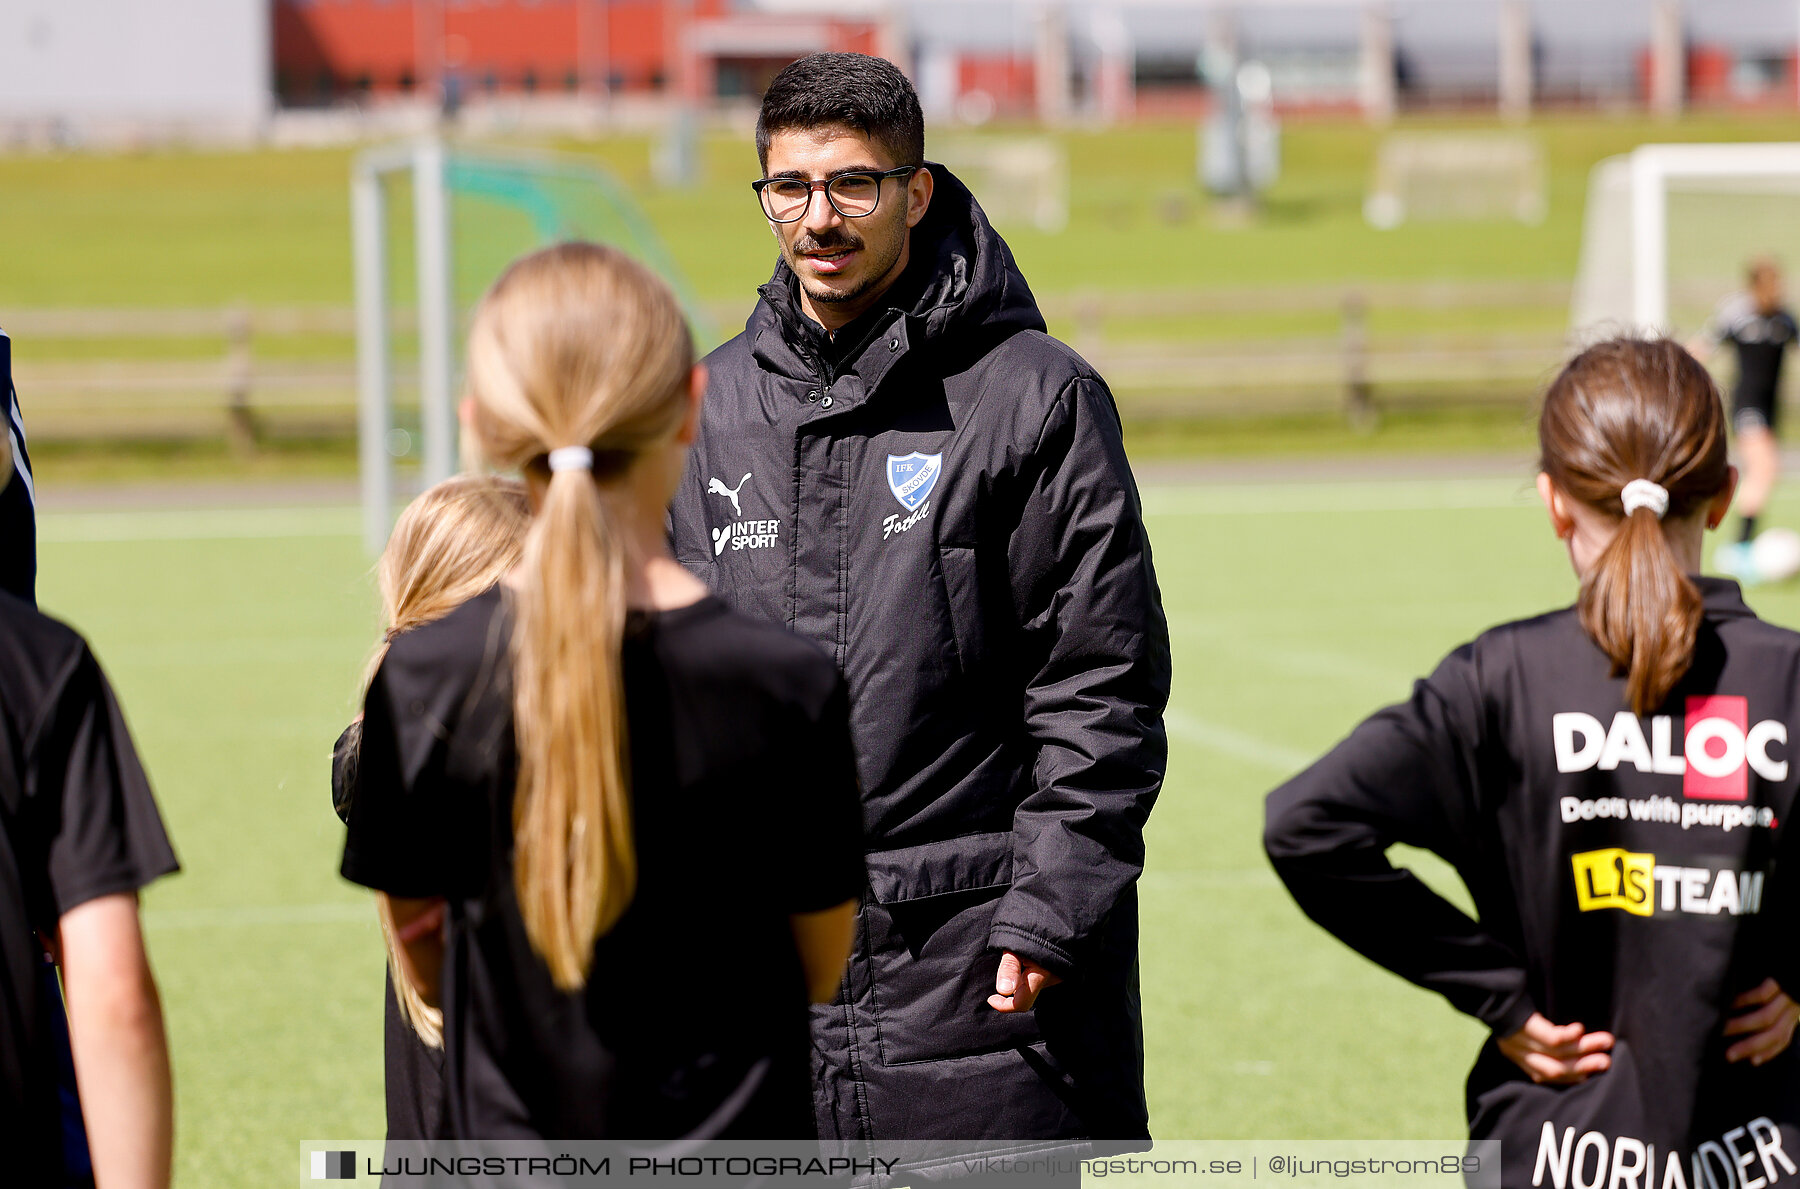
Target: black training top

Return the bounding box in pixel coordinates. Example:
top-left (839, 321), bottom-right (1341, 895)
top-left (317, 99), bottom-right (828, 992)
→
top-left (332, 718), bottom-right (447, 1144)
top-left (0, 592), bottom-right (177, 1183)
top-left (341, 588), bottom-right (864, 1140)
top-left (0, 328), bottom-right (36, 604)
top-left (1708, 294), bottom-right (1799, 407)
top-left (1267, 579), bottom-right (1800, 1187)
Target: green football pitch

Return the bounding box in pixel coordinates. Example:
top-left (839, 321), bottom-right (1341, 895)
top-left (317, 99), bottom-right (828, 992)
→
top-left (34, 474), bottom-right (1800, 1186)
top-left (6, 112), bottom-right (1800, 313)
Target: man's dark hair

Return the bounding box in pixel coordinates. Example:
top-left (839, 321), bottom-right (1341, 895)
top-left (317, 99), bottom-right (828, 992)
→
top-left (756, 53), bottom-right (925, 170)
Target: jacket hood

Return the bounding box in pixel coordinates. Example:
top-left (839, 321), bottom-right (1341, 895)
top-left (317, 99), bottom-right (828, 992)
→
top-left (748, 164), bottom-right (1046, 377)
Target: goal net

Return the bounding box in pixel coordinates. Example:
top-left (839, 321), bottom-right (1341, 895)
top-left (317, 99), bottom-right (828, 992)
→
top-left (931, 138), bottom-right (1069, 234)
top-left (351, 140), bottom-right (707, 552)
top-left (1363, 133), bottom-right (1545, 230)
top-left (1571, 143), bottom-right (1800, 342)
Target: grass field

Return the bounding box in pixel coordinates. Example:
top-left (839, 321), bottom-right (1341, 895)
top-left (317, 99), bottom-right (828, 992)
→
top-left (31, 474), bottom-right (1800, 1186)
top-left (6, 112), bottom-right (1800, 313)
top-left (16, 106), bottom-right (1800, 1181)
top-left (14, 110), bottom-right (1800, 477)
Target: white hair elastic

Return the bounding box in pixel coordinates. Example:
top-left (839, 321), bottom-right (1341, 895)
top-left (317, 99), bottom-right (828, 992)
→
top-left (547, 446), bottom-right (594, 473)
top-left (1620, 478), bottom-right (1670, 520)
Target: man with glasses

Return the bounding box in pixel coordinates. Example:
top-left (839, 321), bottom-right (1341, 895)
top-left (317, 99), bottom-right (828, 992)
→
top-left (670, 53), bottom-right (1169, 1153)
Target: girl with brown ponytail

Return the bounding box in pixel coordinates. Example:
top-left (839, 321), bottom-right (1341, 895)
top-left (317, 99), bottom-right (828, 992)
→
top-left (340, 242), bottom-right (863, 1140)
top-left (1268, 338), bottom-right (1800, 1186)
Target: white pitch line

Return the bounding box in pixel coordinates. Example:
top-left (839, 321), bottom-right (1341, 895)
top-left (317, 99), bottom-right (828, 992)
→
top-left (30, 472), bottom-right (1797, 537)
top-left (1164, 707), bottom-right (1315, 774)
top-left (35, 478), bottom-right (1526, 539)
top-left (34, 476), bottom-right (1531, 541)
top-left (1166, 613), bottom-right (1413, 692)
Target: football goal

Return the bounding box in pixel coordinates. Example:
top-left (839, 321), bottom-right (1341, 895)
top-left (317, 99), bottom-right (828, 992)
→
top-left (1363, 133), bottom-right (1544, 230)
top-left (351, 139), bottom-right (708, 553)
top-left (931, 137), bottom-right (1069, 234)
top-left (1571, 142), bottom-right (1800, 341)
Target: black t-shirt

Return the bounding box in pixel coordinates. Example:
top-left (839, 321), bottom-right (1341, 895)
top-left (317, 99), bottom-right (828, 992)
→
top-left (1267, 579), bottom-right (1800, 1185)
top-left (332, 719), bottom-right (447, 1144)
top-left (0, 329), bottom-right (36, 605)
top-left (341, 589), bottom-right (864, 1140)
top-left (0, 592), bottom-right (178, 1182)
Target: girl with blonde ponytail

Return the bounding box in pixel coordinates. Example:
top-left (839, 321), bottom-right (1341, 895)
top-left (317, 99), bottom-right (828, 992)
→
top-left (331, 472), bottom-right (529, 1142)
top-left (1267, 338), bottom-right (1800, 1185)
top-left (340, 242), bottom-right (863, 1140)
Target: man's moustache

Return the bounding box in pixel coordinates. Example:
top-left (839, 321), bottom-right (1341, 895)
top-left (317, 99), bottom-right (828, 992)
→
top-left (794, 234), bottom-right (864, 254)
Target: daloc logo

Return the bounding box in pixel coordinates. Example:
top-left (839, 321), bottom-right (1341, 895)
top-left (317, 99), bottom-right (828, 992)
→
top-left (886, 452), bottom-right (941, 512)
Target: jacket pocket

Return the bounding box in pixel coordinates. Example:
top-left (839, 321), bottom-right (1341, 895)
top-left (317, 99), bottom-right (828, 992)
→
top-left (937, 545), bottom-right (984, 678)
top-left (864, 831), bottom-right (1043, 1066)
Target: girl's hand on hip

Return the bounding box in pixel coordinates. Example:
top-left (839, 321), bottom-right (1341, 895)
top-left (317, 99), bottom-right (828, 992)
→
top-left (1725, 979), bottom-right (1800, 1066)
top-left (1498, 1013), bottom-right (1614, 1084)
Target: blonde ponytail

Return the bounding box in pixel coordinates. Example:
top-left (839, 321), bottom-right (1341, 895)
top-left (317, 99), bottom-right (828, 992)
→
top-left (463, 242), bottom-right (693, 992)
top-left (510, 465), bottom-right (635, 990)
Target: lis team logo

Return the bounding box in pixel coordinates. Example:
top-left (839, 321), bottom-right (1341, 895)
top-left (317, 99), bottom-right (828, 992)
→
top-left (1571, 848), bottom-right (1765, 918)
top-left (883, 452), bottom-right (940, 541)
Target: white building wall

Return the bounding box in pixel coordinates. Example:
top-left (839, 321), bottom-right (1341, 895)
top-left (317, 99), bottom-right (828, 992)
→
top-left (0, 0), bottom-right (270, 132)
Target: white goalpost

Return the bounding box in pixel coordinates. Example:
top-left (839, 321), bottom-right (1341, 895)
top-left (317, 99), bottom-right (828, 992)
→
top-left (1572, 142), bottom-right (1800, 340)
top-left (350, 138), bottom-right (708, 554)
top-left (352, 139), bottom-right (459, 556)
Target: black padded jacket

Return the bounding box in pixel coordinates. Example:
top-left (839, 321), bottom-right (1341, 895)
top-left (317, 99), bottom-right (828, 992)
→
top-left (670, 166), bottom-right (1171, 1146)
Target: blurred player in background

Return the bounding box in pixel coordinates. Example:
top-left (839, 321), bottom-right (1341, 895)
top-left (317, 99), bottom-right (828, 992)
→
top-left (0, 429), bottom-right (177, 1188)
top-left (1268, 339), bottom-right (1800, 1187)
top-left (341, 243), bottom-right (863, 1140)
top-left (331, 473), bottom-right (529, 1143)
top-left (1691, 258), bottom-right (1798, 584)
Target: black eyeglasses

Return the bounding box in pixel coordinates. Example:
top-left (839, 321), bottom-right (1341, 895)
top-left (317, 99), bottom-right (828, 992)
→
top-left (751, 166), bottom-right (920, 223)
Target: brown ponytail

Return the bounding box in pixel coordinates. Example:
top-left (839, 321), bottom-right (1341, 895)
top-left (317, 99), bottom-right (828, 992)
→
top-left (464, 243), bottom-right (693, 991)
top-left (1539, 338), bottom-right (1730, 715)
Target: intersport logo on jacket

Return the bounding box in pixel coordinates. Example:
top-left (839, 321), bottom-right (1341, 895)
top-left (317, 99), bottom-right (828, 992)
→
top-left (1553, 697), bottom-right (1789, 801)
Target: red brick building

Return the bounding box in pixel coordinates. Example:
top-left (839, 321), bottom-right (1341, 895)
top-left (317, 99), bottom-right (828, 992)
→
top-left (273, 0), bottom-right (888, 106)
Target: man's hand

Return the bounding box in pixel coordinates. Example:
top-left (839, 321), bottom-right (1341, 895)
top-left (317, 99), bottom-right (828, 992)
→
top-left (987, 951), bottom-right (1063, 1013)
top-left (1497, 1013), bottom-right (1614, 1085)
top-left (1725, 978), bottom-right (1800, 1066)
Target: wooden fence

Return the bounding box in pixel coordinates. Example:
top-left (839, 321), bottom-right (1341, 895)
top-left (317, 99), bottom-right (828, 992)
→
top-left (6, 306), bottom-right (360, 446)
top-left (3, 280), bottom-right (1580, 445)
top-left (1040, 279), bottom-right (1574, 421)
